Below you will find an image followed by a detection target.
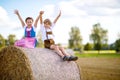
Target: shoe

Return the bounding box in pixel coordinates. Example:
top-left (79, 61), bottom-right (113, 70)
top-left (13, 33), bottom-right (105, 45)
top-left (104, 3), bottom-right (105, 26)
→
top-left (63, 56), bottom-right (69, 61)
top-left (68, 56), bottom-right (78, 61)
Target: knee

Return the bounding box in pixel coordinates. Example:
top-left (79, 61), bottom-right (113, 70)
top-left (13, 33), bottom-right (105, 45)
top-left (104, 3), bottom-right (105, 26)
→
top-left (59, 46), bottom-right (64, 50)
top-left (54, 46), bottom-right (59, 50)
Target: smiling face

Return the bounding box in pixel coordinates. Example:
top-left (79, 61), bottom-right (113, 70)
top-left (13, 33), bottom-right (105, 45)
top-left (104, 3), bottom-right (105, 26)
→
top-left (25, 17), bottom-right (33, 28)
top-left (43, 19), bottom-right (52, 28)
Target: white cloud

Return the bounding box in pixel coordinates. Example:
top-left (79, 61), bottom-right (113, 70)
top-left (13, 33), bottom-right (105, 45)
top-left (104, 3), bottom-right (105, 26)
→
top-left (0, 6), bottom-right (21, 39)
top-left (0, 6), bottom-right (18, 28)
top-left (72, 0), bottom-right (119, 8)
top-left (59, 1), bottom-right (87, 16)
top-left (0, 7), bottom-right (8, 20)
top-left (50, 0), bottom-right (120, 44)
top-left (61, 0), bottom-right (120, 16)
top-left (41, 5), bottom-right (55, 19)
top-left (0, 7), bottom-right (9, 26)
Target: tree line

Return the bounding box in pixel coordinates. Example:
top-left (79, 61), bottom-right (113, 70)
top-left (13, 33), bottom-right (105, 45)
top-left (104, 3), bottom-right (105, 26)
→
top-left (0, 33), bottom-right (44, 49)
top-left (0, 23), bottom-right (120, 52)
top-left (69, 23), bottom-right (120, 52)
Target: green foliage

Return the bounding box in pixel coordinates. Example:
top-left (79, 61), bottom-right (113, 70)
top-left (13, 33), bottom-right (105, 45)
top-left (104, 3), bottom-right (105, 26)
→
top-left (102, 43), bottom-right (109, 50)
top-left (94, 42), bottom-right (102, 50)
top-left (0, 34), bottom-right (16, 48)
top-left (36, 31), bottom-right (44, 48)
top-left (69, 26), bottom-right (82, 50)
top-left (0, 34), bottom-right (5, 48)
top-left (109, 43), bottom-right (116, 50)
top-left (84, 43), bottom-right (93, 50)
top-left (8, 34), bottom-right (16, 45)
top-left (115, 39), bottom-right (120, 52)
top-left (75, 53), bottom-right (120, 58)
top-left (36, 39), bottom-right (44, 48)
top-left (90, 23), bottom-right (108, 50)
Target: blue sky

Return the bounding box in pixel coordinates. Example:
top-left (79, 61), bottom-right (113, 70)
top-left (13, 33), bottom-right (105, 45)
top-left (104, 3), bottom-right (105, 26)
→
top-left (0, 0), bottom-right (120, 44)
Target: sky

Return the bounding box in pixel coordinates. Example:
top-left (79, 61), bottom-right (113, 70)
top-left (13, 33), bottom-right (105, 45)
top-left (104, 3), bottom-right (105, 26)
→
top-left (0, 0), bottom-right (120, 44)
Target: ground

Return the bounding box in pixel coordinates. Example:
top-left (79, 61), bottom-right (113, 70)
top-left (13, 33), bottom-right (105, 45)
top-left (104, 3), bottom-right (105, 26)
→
top-left (76, 58), bottom-right (120, 80)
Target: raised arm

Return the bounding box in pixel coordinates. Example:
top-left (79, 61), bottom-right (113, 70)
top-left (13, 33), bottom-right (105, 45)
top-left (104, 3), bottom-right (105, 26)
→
top-left (34, 14), bottom-right (40, 28)
top-left (39, 11), bottom-right (44, 25)
top-left (53, 10), bottom-right (61, 24)
top-left (14, 10), bottom-right (25, 28)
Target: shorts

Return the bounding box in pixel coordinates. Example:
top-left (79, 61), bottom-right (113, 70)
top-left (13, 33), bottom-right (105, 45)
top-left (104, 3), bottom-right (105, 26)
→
top-left (44, 39), bottom-right (55, 49)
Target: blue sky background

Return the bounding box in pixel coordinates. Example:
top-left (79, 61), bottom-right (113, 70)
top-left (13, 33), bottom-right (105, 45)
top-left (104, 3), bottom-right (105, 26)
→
top-left (0, 0), bottom-right (120, 44)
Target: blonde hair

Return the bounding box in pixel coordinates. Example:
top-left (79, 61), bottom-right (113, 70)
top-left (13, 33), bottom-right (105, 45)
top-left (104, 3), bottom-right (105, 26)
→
top-left (43, 19), bottom-right (52, 26)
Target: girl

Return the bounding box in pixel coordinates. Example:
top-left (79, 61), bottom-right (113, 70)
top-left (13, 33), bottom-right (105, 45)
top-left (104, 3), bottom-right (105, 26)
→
top-left (14, 10), bottom-right (39, 48)
top-left (39, 11), bottom-right (78, 61)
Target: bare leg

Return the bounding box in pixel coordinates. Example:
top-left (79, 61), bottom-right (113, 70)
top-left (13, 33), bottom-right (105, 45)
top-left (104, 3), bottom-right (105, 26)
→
top-left (59, 46), bottom-right (78, 61)
top-left (59, 46), bottom-right (70, 56)
top-left (50, 45), bottom-right (64, 58)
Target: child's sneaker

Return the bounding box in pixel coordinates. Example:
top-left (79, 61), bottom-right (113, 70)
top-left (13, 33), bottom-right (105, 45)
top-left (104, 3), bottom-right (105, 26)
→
top-left (63, 56), bottom-right (69, 61)
top-left (68, 56), bottom-right (78, 61)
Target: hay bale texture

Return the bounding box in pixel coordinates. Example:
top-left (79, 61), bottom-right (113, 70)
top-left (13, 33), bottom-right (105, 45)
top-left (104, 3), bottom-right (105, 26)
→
top-left (0, 46), bottom-right (34, 80)
top-left (0, 46), bottom-right (80, 80)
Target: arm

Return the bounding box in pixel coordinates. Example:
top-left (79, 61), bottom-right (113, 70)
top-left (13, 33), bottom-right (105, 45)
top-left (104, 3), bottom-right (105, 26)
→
top-left (39, 11), bottom-right (44, 25)
top-left (53, 10), bottom-right (61, 24)
top-left (14, 10), bottom-right (25, 28)
top-left (34, 14), bottom-right (40, 28)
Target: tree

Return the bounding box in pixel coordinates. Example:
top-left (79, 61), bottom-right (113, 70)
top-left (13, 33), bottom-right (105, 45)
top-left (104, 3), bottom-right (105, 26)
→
top-left (90, 23), bottom-right (108, 51)
top-left (84, 43), bottom-right (93, 50)
top-left (109, 43), bottom-right (115, 50)
top-left (94, 42), bottom-right (102, 54)
top-left (69, 26), bottom-right (82, 51)
top-left (36, 31), bottom-right (44, 47)
top-left (0, 34), bottom-right (5, 48)
top-left (115, 39), bottom-right (120, 52)
top-left (102, 43), bottom-right (109, 50)
top-left (8, 34), bottom-right (16, 45)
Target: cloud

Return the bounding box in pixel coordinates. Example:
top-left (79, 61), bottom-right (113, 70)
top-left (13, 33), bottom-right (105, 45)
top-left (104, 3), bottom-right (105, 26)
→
top-left (72, 0), bottom-right (119, 8)
top-left (47, 0), bottom-right (120, 44)
top-left (0, 6), bottom-right (21, 39)
top-left (41, 5), bottom-right (55, 18)
top-left (0, 7), bottom-right (9, 26)
top-left (59, 1), bottom-right (87, 17)
top-left (0, 6), bottom-right (18, 28)
top-left (58, 0), bottom-right (120, 16)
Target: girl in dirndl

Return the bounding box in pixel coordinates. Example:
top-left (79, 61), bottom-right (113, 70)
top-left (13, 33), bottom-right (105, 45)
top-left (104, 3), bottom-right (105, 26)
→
top-left (14, 10), bottom-right (39, 48)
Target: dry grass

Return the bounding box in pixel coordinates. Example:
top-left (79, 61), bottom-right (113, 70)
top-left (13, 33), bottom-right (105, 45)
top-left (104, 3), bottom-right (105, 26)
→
top-left (76, 58), bottom-right (120, 80)
top-left (20, 47), bottom-right (80, 80)
top-left (0, 46), bottom-right (34, 80)
top-left (0, 46), bottom-right (80, 80)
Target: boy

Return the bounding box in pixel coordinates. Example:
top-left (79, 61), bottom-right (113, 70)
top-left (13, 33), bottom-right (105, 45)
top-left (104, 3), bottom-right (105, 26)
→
top-left (39, 11), bottom-right (78, 61)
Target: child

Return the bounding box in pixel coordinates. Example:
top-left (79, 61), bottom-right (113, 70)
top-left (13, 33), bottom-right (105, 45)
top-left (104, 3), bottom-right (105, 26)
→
top-left (14, 10), bottom-right (39, 48)
top-left (39, 11), bottom-right (78, 61)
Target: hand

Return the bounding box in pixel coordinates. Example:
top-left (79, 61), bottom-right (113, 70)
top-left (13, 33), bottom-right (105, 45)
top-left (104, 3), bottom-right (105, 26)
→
top-left (14, 9), bottom-right (19, 15)
top-left (40, 11), bottom-right (44, 15)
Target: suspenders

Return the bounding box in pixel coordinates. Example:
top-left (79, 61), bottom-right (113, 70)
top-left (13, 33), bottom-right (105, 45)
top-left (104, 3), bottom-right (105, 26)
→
top-left (45, 28), bottom-right (53, 40)
top-left (44, 28), bottom-right (55, 48)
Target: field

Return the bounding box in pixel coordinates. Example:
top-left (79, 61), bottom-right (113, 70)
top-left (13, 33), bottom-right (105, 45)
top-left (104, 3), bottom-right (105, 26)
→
top-left (0, 47), bottom-right (120, 80)
top-left (76, 53), bottom-right (120, 80)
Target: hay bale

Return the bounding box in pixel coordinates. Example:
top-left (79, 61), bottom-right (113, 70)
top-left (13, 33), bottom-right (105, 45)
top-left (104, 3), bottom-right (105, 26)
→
top-left (20, 47), bottom-right (81, 80)
top-left (0, 46), bottom-right (34, 80)
top-left (0, 46), bottom-right (80, 80)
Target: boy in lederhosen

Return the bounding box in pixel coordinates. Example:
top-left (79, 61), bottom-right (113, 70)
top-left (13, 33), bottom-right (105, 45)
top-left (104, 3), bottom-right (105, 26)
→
top-left (39, 11), bottom-right (78, 61)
